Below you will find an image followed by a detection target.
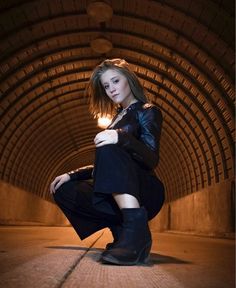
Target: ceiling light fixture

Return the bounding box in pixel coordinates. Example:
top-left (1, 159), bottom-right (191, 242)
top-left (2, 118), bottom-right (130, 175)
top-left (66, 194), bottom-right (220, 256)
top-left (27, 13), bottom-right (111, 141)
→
top-left (86, 1), bottom-right (113, 23)
top-left (90, 37), bottom-right (113, 54)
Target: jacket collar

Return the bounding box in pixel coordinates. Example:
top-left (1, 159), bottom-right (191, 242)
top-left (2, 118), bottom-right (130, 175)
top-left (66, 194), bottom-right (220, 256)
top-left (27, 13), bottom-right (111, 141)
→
top-left (116, 101), bottom-right (144, 113)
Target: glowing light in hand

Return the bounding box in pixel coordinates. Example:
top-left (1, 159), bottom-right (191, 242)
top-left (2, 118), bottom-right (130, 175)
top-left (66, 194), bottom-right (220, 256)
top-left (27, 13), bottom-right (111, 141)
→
top-left (97, 116), bottom-right (112, 128)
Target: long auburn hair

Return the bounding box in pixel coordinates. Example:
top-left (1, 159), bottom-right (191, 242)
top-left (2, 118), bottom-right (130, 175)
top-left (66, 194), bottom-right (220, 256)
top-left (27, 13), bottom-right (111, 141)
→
top-left (87, 58), bottom-right (147, 117)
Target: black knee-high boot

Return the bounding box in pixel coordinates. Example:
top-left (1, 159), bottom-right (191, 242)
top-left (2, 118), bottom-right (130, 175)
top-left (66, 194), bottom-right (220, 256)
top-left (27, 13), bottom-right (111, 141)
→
top-left (101, 207), bottom-right (152, 265)
top-left (106, 225), bottom-right (123, 249)
top-left (101, 225), bottom-right (123, 258)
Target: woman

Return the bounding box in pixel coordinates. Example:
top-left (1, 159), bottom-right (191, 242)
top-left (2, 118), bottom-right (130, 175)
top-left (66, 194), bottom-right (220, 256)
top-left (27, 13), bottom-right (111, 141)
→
top-left (50, 58), bottom-right (165, 265)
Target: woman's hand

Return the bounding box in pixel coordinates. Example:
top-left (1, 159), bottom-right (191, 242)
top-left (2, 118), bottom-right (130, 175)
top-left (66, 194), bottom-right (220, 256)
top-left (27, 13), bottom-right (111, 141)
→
top-left (94, 129), bottom-right (118, 147)
top-left (50, 173), bottom-right (70, 194)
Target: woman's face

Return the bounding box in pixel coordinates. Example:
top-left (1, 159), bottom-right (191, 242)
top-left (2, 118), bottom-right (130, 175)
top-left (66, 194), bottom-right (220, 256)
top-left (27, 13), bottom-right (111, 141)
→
top-left (100, 69), bottom-right (136, 108)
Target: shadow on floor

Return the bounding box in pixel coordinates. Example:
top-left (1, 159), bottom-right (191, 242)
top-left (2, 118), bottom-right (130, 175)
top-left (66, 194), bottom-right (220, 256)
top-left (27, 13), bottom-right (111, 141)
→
top-left (149, 253), bottom-right (190, 265)
top-left (45, 245), bottom-right (191, 266)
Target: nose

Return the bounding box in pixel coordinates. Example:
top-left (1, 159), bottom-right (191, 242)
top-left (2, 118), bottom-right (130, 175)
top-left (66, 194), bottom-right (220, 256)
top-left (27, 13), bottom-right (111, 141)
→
top-left (109, 84), bottom-right (116, 94)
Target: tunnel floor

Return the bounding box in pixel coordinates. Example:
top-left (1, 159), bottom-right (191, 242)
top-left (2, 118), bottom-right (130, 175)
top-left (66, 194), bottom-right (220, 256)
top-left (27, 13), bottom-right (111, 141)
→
top-left (0, 226), bottom-right (234, 288)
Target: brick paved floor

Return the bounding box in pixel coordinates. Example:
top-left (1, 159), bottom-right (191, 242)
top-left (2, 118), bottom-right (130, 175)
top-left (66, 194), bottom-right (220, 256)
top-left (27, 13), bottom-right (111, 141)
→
top-left (0, 227), bottom-right (234, 288)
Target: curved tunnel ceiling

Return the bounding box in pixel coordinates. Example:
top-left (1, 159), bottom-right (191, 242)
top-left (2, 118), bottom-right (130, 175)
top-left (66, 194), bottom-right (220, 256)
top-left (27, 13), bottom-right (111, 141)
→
top-left (0, 0), bottom-right (235, 202)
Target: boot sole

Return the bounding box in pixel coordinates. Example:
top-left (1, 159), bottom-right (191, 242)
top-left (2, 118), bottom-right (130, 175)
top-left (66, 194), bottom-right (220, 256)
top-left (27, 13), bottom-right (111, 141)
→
top-left (101, 241), bottom-right (151, 266)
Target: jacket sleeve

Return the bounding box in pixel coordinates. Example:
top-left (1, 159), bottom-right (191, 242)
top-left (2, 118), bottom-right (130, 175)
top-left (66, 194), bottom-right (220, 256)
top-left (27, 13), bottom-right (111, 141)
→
top-left (116, 105), bottom-right (162, 170)
top-left (67, 165), bottom-right (94, 181)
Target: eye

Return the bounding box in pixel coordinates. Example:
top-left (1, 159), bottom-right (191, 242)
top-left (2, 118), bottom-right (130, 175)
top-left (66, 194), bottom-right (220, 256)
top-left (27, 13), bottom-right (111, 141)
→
top-left (104, 84), bottom-right (109, 90)
top-left (113, 79), bottom-right (119, 84)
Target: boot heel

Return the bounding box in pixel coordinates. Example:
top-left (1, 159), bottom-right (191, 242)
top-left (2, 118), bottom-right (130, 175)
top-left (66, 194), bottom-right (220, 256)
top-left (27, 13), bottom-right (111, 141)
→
top-left (139, 241), bottom-right (152, 263)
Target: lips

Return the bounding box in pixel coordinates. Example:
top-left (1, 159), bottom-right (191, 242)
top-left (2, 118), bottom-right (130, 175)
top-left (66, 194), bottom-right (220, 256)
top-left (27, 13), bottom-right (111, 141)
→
top-left (112, 94), bottom-right (119, 99)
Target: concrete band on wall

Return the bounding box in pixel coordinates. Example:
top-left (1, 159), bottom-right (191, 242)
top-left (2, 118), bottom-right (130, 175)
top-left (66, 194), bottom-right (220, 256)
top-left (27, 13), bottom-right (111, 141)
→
top-left (0, 181), bottom-right (69, 226)
top-left (1, 178), bottom-right (234, 238)
top-left (150, 177), bottom-right (235, 237)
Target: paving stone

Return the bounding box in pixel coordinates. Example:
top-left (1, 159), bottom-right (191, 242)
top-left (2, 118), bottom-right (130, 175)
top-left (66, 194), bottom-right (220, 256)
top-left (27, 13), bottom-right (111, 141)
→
top-left (62, 249), bottom-right (183, 288)
top-left (0, 227), bottom-right (234, 288)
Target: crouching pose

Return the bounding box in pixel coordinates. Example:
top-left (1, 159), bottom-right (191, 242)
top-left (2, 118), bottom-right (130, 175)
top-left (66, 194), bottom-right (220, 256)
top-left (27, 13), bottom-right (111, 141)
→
top-left (50, 58), bottom-right (165, 265)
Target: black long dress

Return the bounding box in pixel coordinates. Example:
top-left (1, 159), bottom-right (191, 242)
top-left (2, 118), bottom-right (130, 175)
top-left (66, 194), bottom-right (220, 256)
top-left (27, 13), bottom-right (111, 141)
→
top-left (53, 101), bottom-right (165, 239)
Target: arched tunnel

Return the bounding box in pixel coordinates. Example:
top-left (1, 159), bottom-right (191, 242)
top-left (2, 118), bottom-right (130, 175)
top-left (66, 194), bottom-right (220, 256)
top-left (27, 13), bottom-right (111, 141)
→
top-left (0, 0), bottom-right (235, 286)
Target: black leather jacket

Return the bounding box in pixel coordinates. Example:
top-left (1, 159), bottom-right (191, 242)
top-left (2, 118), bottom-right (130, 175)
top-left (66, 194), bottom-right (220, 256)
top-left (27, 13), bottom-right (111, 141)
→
top-left (68, 101), bottom-right (162, 180)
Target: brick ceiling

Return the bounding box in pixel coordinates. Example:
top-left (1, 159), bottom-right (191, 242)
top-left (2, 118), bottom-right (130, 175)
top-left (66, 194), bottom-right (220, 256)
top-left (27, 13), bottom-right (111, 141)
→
top-left (0, 0), bottom-right (235, 202)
